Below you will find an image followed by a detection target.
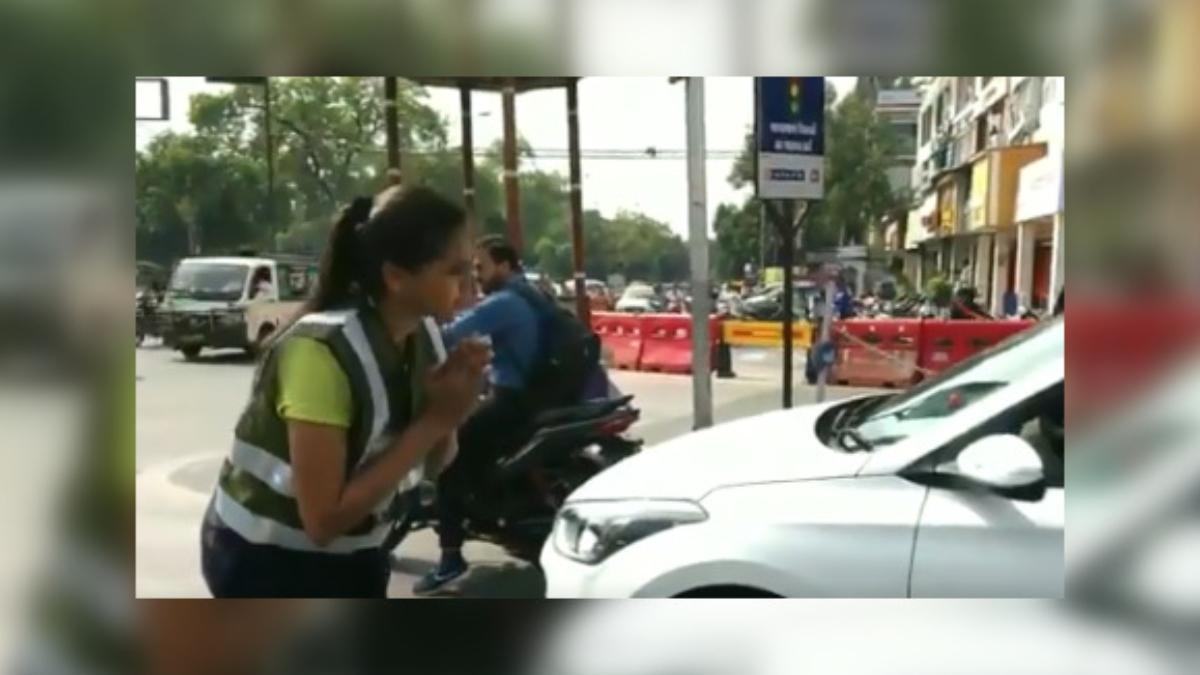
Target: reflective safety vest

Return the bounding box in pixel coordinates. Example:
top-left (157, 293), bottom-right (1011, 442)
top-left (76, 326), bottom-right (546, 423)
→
top-left (211, 306), bottom-right (447, 554)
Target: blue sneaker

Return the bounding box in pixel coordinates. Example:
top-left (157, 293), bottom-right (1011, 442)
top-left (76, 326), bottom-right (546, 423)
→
top-left (413, 553), bottom-right (468, 595)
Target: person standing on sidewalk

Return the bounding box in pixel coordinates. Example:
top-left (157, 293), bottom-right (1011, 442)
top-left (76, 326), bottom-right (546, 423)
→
top-left (200, 186), bottom-right (490, 598)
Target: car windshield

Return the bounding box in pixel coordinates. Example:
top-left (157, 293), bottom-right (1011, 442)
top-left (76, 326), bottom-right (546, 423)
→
top-left (168, 262), bottom-right (250, 301)
top-left (844, 319), bottom-right (1063, 448)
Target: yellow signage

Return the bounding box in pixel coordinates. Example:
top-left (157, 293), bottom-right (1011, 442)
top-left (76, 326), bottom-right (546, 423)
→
top-left (969, 157), bottom-right (991, 229)
top-left (722, 320), bottom-right (813, 348)
top-left (937, 182), bottom-right (958, 234)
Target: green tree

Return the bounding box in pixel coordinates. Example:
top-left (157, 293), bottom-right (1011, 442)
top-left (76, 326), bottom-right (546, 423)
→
top-left (137, 77), bottom-right (691, 284)
top-left (135, 132), bottom-right (267, 263)
top-left (712, 202), bottom-right (762, 279)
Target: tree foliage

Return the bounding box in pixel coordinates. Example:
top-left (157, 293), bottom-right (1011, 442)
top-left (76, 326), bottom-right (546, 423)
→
top-left (136, 77), bottom-right (688, 282)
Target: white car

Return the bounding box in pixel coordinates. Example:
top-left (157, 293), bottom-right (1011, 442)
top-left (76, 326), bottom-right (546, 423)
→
top-left (614, 284), bottom-right (663, 313)
top-left (543, 319), bottom-right (1064, 597)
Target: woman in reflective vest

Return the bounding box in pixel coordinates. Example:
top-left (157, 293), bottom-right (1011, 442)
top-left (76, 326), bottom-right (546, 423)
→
top-left (200, 186), bottom-right (489, 598)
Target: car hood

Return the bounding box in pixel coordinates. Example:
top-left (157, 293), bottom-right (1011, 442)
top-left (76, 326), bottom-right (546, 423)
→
top-left (568, 401), bottom-right (870, 502)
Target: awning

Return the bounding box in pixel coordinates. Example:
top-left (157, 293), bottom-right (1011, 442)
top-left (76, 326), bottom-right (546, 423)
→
top-left (905, 193), bottom-right (938, 249)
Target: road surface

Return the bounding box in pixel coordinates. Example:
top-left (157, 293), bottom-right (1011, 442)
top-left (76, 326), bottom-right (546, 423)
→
top-left (135, 341), bottom-right (878, 597)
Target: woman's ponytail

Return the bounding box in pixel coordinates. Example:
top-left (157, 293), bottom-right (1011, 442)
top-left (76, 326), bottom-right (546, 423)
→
top-left (306, 196), bottom-right (373, 313)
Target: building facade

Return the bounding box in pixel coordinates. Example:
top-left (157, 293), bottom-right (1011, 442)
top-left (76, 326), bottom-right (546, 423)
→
top-left (899, 76), bottom-right (1064, 315)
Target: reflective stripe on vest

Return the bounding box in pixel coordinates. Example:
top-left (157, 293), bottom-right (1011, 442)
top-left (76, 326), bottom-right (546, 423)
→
top-left (230, 438), bottom-right (295, 497)
top-left (214, 485), bottom-right (391, 554)
top-left (217, 308), bottom-right (433, 553)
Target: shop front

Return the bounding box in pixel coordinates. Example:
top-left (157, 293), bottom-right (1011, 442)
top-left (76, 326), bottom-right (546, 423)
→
top-left (958, 144), bottom-right (1050, 314)
top-left (905, 193), bottom-right (938, 290)
top-left (1015, 150), bottom-right (1064, 312)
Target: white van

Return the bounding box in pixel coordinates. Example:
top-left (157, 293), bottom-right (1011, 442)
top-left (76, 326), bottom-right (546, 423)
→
top-left (160, 255), bottom-right (317, 360)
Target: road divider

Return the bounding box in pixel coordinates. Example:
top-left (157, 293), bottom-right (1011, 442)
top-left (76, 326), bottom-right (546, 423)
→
top-left (592, 313), bottom-right (1039, 386)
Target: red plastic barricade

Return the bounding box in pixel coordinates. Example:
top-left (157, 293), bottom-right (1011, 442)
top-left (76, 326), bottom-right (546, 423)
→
top-left (919, 319), bottom-right (1036, 374)
top-left (830, 318), bottom-right (923, 388)
top-left (639, 314), bottom-right (722, 374)
top-left (590, 312), bottom-right (644, 370)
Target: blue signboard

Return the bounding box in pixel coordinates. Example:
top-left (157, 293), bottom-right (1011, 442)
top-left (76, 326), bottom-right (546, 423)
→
top-left (756, 77), bottom-right (826, 200)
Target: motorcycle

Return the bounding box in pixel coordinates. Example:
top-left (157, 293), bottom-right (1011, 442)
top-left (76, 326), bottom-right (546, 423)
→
top-left (383, 394), bottom-right (643, 562)
top-left (135, 289), bottom-right (162, 346)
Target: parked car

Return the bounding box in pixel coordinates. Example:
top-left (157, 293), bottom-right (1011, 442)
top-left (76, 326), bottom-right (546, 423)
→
top-left (735, 281), bottom-right (819, 321)
top-left (615, 283), bottom-right (664, 314)
top-left (542, 318), bottom-right (1064, 597)
top-left (160, 254), bottom-right (317, 360)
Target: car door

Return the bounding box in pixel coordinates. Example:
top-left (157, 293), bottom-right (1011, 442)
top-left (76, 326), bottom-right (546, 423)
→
top-left (908, 483), bottom-right (1063, 597)
top-left (908, 386), bottom-right (1065, 598)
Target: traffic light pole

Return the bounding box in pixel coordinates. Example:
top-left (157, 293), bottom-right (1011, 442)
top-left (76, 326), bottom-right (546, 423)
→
top-left (769, 200), bottom-right (807, 409)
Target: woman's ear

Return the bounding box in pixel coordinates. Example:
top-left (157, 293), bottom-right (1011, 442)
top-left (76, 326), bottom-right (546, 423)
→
top-left (380, 261), bottom-right (414, 297)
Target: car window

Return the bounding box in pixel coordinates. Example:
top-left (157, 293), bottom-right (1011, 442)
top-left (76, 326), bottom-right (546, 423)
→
top-left (168, 262), bottom-right (250, 302)
top-left (277, 263), bottom-right (316, 301)
top-left (852, 319), bottom-right (1062, 448)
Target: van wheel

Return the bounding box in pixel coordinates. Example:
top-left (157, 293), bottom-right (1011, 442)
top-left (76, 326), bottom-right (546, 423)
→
top-left (181, 345), bottom-right (201, 361)
top-left (247, 324), bottom-right (275, 357)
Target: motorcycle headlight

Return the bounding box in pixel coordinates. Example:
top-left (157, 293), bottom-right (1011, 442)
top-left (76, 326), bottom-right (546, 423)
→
top-left (552, 500), bottom-right (707, 565)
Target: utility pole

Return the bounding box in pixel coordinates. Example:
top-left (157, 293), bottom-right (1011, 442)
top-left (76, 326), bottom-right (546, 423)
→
top-left (501, 81), bottom-right (522, 252)
top-left (566, 79), bottom-right (590, 324)
top-left (685, 77), bottom-right (713, 429)
top-left (263, 79), bottom-right (274, 240)
top-left (384, 77), bottom-right (401, 178)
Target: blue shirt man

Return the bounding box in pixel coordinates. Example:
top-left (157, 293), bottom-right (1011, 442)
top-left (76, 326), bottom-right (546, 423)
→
top-left (833, 284), bottom-right (855, 319)
top-left (443, 274), bottom-right (540, 390)
top-left (416, 236), bottom-right (545, 595)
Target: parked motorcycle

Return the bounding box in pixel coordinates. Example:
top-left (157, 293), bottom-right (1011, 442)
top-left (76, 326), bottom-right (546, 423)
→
top-left (383, 394), bottom-right (643, 561)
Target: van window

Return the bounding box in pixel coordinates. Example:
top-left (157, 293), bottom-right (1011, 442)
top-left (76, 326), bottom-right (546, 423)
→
top-left (277, 263), bottom-right (317, 301)
top-left (169, 262), bottom-right (250, 302)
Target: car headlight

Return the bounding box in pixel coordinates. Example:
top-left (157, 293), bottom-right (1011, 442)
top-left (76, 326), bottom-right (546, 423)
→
top-left (552, 500), bottom-right (707, 564)
top-left (215, 310), bottom-right (244, 325)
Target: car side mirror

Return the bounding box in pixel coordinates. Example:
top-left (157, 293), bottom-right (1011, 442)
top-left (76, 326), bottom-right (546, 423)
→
top-left (940, 434), bottom-right (1045, 499)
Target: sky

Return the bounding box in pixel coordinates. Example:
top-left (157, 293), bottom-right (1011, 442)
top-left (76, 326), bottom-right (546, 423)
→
top-left (135, 77), bottom-right (855, 237)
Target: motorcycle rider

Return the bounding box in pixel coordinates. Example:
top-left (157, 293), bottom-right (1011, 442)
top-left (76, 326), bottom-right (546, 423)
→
top-left (414, 236), bottom-right (546, 594)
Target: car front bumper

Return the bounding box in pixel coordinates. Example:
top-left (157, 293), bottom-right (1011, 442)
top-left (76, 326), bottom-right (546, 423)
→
top-left (161, 312), bottom-right (248, 349)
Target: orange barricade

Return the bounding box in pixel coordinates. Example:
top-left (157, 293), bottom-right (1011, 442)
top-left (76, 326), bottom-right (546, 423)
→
top-left (831, 318), bottom-right (924, 388)
top-left (919, 319), bottom-right (1036, 374)
top-left (639, 314), bottom-right (722, 374)
top-left (590, 312), bottom-right (645, 370)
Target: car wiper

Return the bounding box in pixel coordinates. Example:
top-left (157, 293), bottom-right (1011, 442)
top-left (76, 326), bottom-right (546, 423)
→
top-left (835, 427), bottom-right (874, 452)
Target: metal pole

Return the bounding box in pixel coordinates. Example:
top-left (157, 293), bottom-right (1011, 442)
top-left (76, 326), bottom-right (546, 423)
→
top-left (459, 85), bottom-right (477, 220)
top-left (459, 84), bottom-right (478, 304)
top-left (263, 79), bottom-right (275, 239)
top-left (501, 82), bottom-right (523, 253)
top-left (686, 77), bottom-right (713, 430)
top-left (815, 278), bottom-right (836, 403)
top-left (758, 200), bottom-right (767, 272)
top-left (384, 77), bottom-right (401, 176)
top-left (566, 80), bottom-right (589, 323)
top-left (781, 222), bottom-right (795, 408)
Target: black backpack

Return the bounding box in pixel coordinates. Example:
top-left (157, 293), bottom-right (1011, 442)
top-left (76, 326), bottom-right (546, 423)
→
top-left (507, 282), bottom-right (600, 407)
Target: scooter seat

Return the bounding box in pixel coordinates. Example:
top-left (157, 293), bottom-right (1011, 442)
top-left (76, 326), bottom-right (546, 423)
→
top-left (533, 395), bottom-right (632, 428)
